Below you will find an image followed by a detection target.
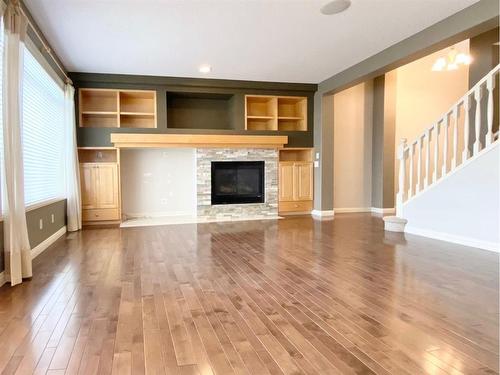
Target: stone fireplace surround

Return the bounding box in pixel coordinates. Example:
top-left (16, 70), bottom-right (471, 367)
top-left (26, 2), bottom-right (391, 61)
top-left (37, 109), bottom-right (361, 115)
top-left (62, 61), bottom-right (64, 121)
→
top-left (196, 148), bottom-right (278, 220)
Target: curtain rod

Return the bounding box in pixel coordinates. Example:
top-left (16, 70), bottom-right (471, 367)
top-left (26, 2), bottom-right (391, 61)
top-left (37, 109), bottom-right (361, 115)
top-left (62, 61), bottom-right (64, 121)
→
top-left (18, 5), bottom-right (72, 85)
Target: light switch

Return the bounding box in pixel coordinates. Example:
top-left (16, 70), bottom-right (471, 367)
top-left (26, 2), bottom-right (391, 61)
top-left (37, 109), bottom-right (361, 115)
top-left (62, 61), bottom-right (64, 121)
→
top-left (314, 161), bottom-right (320, 168)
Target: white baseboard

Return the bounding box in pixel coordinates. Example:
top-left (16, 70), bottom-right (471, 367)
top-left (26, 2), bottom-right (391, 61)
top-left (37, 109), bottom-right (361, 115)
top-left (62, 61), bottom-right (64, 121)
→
top-left (31, 226), bottom-right (67, 260)
top-left (311, 209), bottom-right (335, 218)
top-left (334, 207), bottom-right (371, 213)
top-left (0, 271), bottom-right (5, 288)
top-left (330, 207), bottom-right (396, 215)
top-left (405, 225), bottom-right (499, 252)
top-left (123, 211), bottom-right (195, 220)
top-left (371, 207), bottom-right (396, 214)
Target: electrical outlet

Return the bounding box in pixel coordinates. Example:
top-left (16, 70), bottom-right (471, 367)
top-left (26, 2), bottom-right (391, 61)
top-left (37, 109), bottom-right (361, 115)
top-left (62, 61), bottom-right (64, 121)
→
top-left (39, 219), bottom-right (43, 230)
top-left (97, 151), bottom-right (103, 159)
top-left (315, 152), bottom-right (320, 160)
top-left (160, 198), bottom-right (168, 205)
top-left (51, 214), bottom-right (55, 223)
top-left (314, 161), bottom-right (320, 168)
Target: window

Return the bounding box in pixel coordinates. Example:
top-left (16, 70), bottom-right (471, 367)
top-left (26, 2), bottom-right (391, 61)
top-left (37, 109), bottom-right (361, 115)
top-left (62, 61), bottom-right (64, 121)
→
top-left (0, 19), bottom-right (4, 212)
top-left (22, 47), bottom-right (65, 206)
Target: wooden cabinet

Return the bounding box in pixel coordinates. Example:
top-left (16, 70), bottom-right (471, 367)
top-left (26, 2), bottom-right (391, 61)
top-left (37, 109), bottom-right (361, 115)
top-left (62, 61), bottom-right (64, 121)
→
top-left (278, 148), bottom-right (313, 214)
top-left (79, 148), bottom-right (121, 224)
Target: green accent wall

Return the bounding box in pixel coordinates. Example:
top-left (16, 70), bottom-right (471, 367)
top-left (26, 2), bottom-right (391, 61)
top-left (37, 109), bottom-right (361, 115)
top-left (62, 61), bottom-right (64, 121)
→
top-left (0, 199), bottom-right (66, 273)
top-left (70, 73), bottom-right (317, 148)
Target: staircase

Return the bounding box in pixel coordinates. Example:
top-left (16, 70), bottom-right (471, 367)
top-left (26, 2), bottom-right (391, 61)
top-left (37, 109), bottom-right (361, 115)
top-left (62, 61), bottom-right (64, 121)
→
top-left (389, 64), bottom-right (500, 251)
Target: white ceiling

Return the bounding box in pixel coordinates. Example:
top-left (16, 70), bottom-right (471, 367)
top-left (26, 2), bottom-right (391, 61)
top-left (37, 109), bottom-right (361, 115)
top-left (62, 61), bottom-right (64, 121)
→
top-left (24, 0), bottom-right (478, 84)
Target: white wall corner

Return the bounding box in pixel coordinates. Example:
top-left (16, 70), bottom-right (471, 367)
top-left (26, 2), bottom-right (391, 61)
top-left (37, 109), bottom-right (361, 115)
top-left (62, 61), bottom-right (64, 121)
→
top-left (31, 226), bottom-right (67, 260)
top-left (311, 209), bottom-right (335, 218)
top-left (405, 225), bottom-right (499, 253)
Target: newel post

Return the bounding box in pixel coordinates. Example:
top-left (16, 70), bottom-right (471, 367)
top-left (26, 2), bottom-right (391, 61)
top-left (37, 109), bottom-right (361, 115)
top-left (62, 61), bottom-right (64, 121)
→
top-left (396, 138), bottom-right (407, 217)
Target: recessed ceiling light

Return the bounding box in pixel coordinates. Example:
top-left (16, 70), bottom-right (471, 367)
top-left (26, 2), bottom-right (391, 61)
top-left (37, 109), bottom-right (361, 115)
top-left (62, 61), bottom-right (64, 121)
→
top-left (320, 0), bottom-right (351, 15)
top-left (199, 65), bottom-right (212, 74)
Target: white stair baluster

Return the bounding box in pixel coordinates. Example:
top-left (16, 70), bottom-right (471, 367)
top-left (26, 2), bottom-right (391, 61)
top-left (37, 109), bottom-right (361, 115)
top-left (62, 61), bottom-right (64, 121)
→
top-left (442, 114), bottom-right (449, 176)
top-left (416, 136), bottom-right (422, 193)
top-left (474, 86), bottom-right (482, 155)
top-left (424, 129), bottom-right (430, 188)
top-left (452, 106), bottom-right (458, 169)
top-left (462, 95), bottom-right (470, 161)
top-left (396, 138), bottom-right (407, 216)
top-left (433, 122), bottom-right (439, 183)
top-left (408, 142), bottom-right (414, 199)
top-left (486, 76), bottom-right (495, 146)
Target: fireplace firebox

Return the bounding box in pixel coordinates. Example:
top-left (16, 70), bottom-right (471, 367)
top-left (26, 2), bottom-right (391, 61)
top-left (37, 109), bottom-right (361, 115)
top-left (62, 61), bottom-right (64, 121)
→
top-left (211, 161), bottom-right (265, 205)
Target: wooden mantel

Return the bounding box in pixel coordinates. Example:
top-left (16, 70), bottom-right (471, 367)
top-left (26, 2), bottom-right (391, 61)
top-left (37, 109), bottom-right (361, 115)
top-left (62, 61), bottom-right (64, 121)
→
top-left (110, 133), bottom-right (288, 149)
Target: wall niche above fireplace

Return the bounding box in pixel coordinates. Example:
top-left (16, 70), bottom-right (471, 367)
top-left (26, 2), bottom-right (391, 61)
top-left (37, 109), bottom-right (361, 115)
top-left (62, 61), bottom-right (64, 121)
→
top-left (211, 161), bottom-right (264, 205)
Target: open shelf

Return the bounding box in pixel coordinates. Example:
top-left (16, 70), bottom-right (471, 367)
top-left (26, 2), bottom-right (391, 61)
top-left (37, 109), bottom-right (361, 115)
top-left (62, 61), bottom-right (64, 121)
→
top-left (277, 97), bottom-right (307, 131)
top-left (245, 96), bottom-right (277, 131)
top-left (78, 147), bottom-right (118, 163)
top-left (245, 95), bottom-right (306, 131)
top-left (80, 89), bottom-right (118, 113)
top-left (279, 148), bottom-right (313, 162)
top-left (78, 88), bottom-right (157, 128)
top-left (119, 91), bottom-right (156, 114)
top-left (120, 113), bottom-right (156, 128)
top-left (167, 92), bottom-right (234, 130)
top-left (80, 113), bottom-right (118, 128)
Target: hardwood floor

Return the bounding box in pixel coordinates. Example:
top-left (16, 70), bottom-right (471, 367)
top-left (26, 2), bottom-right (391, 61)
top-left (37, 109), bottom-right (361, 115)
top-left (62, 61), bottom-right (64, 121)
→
top-left (0, 213), bottom-right (498, 374)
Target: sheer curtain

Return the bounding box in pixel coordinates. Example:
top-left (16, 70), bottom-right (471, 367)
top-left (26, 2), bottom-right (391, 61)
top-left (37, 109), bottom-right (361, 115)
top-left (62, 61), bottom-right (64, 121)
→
top-left (2, 1), bottom-right (31, 285)
top-left (65, 83), bottom-right (81, 232)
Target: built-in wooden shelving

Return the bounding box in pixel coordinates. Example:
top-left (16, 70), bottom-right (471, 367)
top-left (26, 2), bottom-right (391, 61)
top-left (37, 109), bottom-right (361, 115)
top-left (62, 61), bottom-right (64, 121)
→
top-left (278, 148), bottom-right (313, 214)
top-left (78, 147), bottom-right (121, 225)
top-left (79, 89), bottom-right (157, 128)
top-left (245, 95), bottom-right (307, 132)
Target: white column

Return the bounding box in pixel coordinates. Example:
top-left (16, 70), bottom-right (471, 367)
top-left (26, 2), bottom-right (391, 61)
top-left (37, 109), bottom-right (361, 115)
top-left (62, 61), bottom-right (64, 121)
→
top-left (396, 138), bottom-right (407, 217)
top-left (408, 142), bottom-right (414, 199)
top-left (473, 87), bottom-right (482, 155)
top-left (486, 76), bottom-right (495, 146)
top-left (416, 137), bottom-right (422, 194)
top-left (462, 96), bottom-right (470, 161)
top-left (424, 129), bottom-right (430, 188)
top-left (433, 123), bottom-right (439, 183)
top-left (442, 114), bottom-right (449, 176)
top-left (452, 106), bottom-right (458, 169)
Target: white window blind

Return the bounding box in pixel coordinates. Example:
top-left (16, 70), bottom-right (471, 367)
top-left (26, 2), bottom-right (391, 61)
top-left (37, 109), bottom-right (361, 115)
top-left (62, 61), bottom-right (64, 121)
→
top-left (0, 19), bottom-right (4, 212)
top-left (22, 47), bottom-right (65, 206)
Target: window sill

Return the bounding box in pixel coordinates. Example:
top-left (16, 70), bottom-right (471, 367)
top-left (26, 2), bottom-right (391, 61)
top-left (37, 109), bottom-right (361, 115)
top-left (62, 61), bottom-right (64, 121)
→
top-left (0, 197), bottom-right (66, 222)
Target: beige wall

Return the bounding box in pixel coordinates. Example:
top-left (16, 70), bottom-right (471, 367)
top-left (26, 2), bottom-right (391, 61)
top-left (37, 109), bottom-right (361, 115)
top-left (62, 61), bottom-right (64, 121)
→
top-left (333, 82), bottom-right (373, 210)
top-left (394, 40), bottom-right (469, 145)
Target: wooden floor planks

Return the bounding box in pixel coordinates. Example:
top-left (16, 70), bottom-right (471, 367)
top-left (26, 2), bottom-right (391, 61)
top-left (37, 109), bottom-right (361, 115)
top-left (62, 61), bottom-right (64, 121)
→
top-left (0, 214), bottom-right (498, 374)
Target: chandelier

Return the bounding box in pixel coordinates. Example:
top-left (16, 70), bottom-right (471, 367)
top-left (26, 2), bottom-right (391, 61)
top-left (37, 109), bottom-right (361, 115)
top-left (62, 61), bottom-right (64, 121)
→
top-left (432, 47), bottom-right (472, 71)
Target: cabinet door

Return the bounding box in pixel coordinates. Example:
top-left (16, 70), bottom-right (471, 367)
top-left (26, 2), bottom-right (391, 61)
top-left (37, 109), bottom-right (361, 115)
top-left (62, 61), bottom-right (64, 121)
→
top-left (279, 162), bottom-right (295, 201)
top-left (96, 164), bottom-right (119, 209)
top-left (294, 162), bottom-right (313, 201)
top-left (80, 164), bottom-right (97, 209)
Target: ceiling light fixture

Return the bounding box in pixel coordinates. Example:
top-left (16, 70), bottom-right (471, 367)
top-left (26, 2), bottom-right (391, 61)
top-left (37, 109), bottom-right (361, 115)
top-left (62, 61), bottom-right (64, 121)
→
top-left (432, 46), bottom-right (472, 72)
top-left (320, 0), bottom-right (351, 15)
top-left (199, 65), bottom-right (212, 74)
